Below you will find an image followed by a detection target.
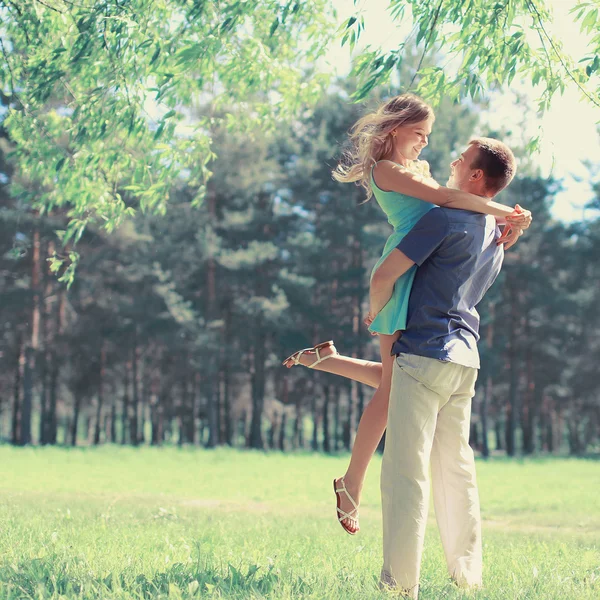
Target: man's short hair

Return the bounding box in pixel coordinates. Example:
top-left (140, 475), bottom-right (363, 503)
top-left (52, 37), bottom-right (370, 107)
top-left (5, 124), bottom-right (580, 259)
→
top-left (468, 137), bottom-right (517, 195)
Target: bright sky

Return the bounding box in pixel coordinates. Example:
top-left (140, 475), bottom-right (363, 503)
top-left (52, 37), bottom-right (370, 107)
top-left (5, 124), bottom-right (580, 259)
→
top-left (326, 0), bottom-right (600, 223)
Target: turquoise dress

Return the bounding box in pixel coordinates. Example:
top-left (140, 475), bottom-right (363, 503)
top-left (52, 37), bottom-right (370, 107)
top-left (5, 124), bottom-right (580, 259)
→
top-left (368, 164), bottom-right (435, 335)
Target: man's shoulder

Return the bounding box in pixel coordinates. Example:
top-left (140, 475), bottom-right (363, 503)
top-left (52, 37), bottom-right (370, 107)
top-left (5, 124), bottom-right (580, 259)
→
top-left (438, 208), bottom-right (496, 229)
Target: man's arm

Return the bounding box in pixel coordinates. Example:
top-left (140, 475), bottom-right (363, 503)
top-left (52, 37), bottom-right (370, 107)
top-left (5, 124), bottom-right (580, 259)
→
top-left (369, 250), bottom-right (415, 317)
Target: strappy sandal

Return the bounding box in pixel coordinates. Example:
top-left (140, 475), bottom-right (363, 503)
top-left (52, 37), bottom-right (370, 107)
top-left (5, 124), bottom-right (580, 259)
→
top-left (333, 477), bottom-right (360, 535)
top-left (282, 340), bottom-right (336, 369)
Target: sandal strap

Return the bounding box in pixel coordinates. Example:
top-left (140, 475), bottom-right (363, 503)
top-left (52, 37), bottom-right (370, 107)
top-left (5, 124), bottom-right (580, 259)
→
top-left (334, 477), bottom-right (359, 522)
top-left (307, 346), bottom-right (337, 369)
top-left (284, 341), bottom-right (337, 368)
top-left (337, 509), bottom-right (358, 522)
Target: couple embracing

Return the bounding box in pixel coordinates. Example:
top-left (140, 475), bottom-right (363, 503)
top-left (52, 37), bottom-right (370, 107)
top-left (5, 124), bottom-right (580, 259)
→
top-left (283, 94), bottom-right (532, 597)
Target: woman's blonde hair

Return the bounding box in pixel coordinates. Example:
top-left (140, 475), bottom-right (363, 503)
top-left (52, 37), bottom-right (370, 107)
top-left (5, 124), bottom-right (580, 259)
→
top-left (333, 93), bottom-right (434, 200)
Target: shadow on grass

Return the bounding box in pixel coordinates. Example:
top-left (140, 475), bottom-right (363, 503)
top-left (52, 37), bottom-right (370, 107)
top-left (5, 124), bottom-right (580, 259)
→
top-left (0, 555), bottom-right (313, 599)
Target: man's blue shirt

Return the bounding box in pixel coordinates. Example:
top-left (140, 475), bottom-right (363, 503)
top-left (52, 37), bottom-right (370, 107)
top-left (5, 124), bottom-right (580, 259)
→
top-left (391, 207), bottom-right (504, 369)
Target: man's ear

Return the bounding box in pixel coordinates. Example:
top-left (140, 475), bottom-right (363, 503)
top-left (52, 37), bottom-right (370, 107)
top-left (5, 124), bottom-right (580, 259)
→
top-left (470, 169), bottom-right (485, 182)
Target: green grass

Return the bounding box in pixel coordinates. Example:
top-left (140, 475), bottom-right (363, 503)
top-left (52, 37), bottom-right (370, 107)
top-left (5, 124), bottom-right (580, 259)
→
top-left (0, 446), bottom-right (599, 599)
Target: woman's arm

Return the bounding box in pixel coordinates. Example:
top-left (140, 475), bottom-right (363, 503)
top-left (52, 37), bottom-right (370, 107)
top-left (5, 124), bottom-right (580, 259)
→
top-left (373, 160), bottom-right (527, 222)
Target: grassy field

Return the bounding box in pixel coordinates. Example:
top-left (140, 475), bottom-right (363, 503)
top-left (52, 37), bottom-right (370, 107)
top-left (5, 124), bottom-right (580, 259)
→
top-left (0, 447), bottom-right (599, 599)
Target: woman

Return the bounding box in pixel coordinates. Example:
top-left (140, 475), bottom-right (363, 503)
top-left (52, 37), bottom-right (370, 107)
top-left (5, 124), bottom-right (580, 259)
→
top-left (282, 94), bottom-right (530, 535)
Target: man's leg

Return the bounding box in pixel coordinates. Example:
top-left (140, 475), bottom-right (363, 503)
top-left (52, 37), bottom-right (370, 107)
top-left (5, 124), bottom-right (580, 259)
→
top-left (380, 355), bottom-right (453, 598)
top-left (430, 366), bottom-right (482, 588)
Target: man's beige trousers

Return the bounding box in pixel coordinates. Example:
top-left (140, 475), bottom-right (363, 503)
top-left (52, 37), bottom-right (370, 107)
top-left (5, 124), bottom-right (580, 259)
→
top-left (380, 353), bottom-right (482, 599)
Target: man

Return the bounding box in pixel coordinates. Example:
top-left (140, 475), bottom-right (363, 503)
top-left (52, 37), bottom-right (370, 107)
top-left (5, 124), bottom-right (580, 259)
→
top-left (368, 138), bottom-right (527, 597)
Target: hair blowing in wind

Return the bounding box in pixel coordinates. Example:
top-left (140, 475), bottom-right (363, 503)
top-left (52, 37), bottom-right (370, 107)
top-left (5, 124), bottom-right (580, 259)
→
top-left (332, 93), bottom-right (434, 200)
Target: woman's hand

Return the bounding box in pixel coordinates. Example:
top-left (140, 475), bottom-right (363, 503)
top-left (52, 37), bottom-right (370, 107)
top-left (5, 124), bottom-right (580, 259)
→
top-left (363, 311), bottom-right (379, 336)
top-left (505, 204), bottom-right (532, 229)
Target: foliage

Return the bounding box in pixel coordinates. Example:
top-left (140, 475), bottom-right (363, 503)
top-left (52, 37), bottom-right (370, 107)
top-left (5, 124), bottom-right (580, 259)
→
top-left (0, 0), bottom-right (334, 283)
top-left (345, 0), bottom-right (600, 133)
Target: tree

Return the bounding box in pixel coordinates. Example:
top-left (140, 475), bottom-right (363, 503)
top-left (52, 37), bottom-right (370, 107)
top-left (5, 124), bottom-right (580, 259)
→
top-left (347, 0), bottom-right (600, 121)
top-left (0, 0), bottom-right (334, 282)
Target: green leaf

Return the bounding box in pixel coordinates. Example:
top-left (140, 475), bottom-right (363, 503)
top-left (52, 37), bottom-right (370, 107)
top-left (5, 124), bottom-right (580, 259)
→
top-left (154, 121), bottom-right (166, 140)
top-left (269, 19), bottom-right (279, 37)
top-left (150, 44), bottom-right (161, 65)
top-left (582, 9), bottom-right (598, 32)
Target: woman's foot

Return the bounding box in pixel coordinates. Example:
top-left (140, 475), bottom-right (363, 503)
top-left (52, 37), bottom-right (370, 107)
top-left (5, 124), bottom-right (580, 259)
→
top-left (282, 342), bottom-right (337, 369)
top-left (333, 476), bottom-right (361, 534)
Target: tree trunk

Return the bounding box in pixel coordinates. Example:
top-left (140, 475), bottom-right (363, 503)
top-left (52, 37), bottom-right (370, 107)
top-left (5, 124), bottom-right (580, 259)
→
top-left (222, 367), bottom-right (232, 446)
top-left (121, 363), bottom-right (130, 445)
top-left (94, 346), bottom-right (106, 445)
top-left (177, 379), bottom-right (186, 446)
top-left (11, 344), bottom-right (22, 445)
top-left (494, 417), bottom-right (503, 451)
top-left (480, 303), bottom-right (494, 459)
top-left (130, 345), bottom-right (139, 446)
top-left (248, 337), bottom-right (267, 449)
top-left (21, 347), bottom-right (35, 446)
top-left (333, 387), bottom-right (342, 452)
top-left (47, 363), bottom-right (59, 445)
top-left (47, 288), bottom-right (65, 446)
top-left (292, 378), bottom-right (304, 450)
top-left (311, 392), bottom-right (319, 451)
top-left (39, 240), bottom-right (54, 446)
top-left (138, 355), bottom-right (147, 445)
top-left (522, 314), bottom-right (535, 454)
top-left (568, 414), bottom-right (581, 455)
top-left (343, 381), bottom-right (352, 451)
top-left (205, 187), bottom-right (219, 448)
top-left (192, 373), bottom-right (200, 445)
top-left (469, 421), bottom-right (479, 449)
top-left (268, 415), bottom-right (276, 449)
top-left (149, 358), bottom-right (161, 446)
top-left (110, 397), bottom-right (117, 444)
top-left (71, 396), bottom-right (82, 446)
top-left (278, 412), bottom-right (287, 451)
top-left (21, 229), bottom-right (42, 446)
top-left (505, 281), bottom-right (520, 456)
top-left (322, 384), bottom-right (331, 453)
top-left (38, 355), bottom-right (49, 445)
top-left (481, 382), bottom-right (490, 458)
top-left (546, 400), bottom-right (555, 453)
top-left (185, 375), bottom-right (195, 445)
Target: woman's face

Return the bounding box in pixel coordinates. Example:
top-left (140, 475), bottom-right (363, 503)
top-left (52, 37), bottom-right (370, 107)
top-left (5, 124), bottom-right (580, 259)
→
top-left (393, 118), bottom-right (433, 161)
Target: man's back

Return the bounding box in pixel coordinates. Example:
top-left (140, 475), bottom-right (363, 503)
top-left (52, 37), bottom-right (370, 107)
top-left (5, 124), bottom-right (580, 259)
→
top-left (392, 207), bottom-right (504, 368)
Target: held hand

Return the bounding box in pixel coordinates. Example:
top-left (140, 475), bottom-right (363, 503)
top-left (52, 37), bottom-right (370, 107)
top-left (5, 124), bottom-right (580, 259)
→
top-left (496, 223), bottom-right (524, 249)
top-left (505, 204), bottom-right (532, 230)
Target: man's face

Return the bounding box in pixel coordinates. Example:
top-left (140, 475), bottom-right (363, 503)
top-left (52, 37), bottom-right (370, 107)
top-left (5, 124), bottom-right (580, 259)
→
top-left (447, 144), bottom-right (481, 191)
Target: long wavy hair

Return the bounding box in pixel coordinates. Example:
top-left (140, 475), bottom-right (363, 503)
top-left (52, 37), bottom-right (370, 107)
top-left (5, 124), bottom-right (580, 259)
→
top-left (333, 93), bottom-right (434, 200)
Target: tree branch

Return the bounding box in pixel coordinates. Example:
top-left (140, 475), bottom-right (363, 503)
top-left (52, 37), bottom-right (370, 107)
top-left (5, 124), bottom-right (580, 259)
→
top-left (408, 0), bottom-right (443, 90)
top-left (33, 0), bottom-right (65, 14)
top-left (525, 0), bottom-right (600, 109)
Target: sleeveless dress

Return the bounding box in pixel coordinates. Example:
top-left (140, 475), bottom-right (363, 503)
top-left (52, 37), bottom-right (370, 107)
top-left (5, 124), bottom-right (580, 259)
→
top-left (368, 162), bottom-right (435, 335)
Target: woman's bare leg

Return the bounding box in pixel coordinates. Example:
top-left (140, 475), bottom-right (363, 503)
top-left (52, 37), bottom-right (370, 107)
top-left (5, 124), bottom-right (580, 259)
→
top-left (284, 344), bottom-right (383, 389)
top-left (334, 332), bottom-right (399, 532)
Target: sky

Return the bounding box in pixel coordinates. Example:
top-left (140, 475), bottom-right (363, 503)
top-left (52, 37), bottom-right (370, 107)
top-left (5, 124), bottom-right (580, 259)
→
top-left (326, 0), bottom-right (600, 223)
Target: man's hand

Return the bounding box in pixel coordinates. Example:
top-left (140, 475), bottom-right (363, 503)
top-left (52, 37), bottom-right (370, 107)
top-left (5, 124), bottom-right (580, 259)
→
top-left (496, 223), bottom-right (524, 249)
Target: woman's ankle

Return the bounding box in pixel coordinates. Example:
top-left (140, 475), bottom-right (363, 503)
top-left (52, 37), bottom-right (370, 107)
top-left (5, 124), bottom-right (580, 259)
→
top-left (341, 473), bottom-right (363, 497)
